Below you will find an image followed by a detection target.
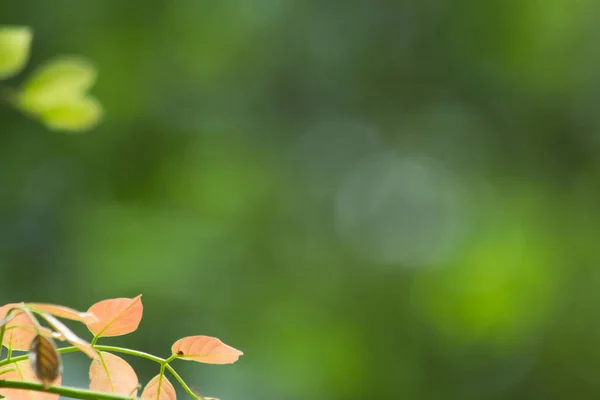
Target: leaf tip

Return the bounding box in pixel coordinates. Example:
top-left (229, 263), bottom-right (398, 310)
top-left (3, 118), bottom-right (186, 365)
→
top-left (0, 25), bottom-right (33, 79)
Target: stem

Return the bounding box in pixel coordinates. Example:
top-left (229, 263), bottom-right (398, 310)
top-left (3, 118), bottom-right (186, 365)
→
top-left (0, 344), bottom-right (166, 366)
top-left (94, 345), bottom-right (166, 364)
top-left (0, 346), bottom-right (79, 367)
top-left (0, 379), bottom-right (137, 400)
top-left (85, 346), bottom-right (202, 400)
top-left (0, 344), bottom-right (203, 400)
top-left (157, 363), bottom-right (167, 398)
top-left (165, 364), bottom-right (201, 400)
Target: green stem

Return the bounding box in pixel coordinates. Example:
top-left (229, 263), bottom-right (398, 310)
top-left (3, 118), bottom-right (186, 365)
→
top-left (90, 346), bottom-right (200, 400)
top-left (165, 364), bottom-right (201, 400)
top-left (0, 344), bottom-right (203, 400)
top-left (0, 345), bottom-right (166, 368)
top-left (0, 346), bottom-right (79, 367)
top-left (94, 345), bottom-right (166, 364)
top-left (0, 379), bottom-right (137, 400)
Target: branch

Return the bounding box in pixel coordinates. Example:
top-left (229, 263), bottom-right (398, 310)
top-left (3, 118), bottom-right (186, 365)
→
top-left (0, 379), bottom-right (138, 400)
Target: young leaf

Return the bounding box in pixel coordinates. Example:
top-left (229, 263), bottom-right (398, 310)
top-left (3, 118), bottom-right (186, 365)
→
top-left (171, 336), bottom-right (243, 364)
top-left (38, 312), bottom-right (97, 358)
top-left (39, 96), bottom-right (103, 132)
top-left (89, 351), bottom-right (139, 397)
top-left (86, 295), bottom-right (143, 338)
top-left (141, 374), bottom-right (177, 400)
top-left (0, 26), bottom-right (32, 79)
top-left (0, 303), bottom-right (36, 351)
top-left (0, 360), bottom-right (61, 400)
top-left (27, 303), bottom-right (98, 324)
top-left (1, 303), bottom-right (69, 349)
top-left (28, 335), bottom-right (62, 389)
top-left (17, 56), bottom-right (97, 112)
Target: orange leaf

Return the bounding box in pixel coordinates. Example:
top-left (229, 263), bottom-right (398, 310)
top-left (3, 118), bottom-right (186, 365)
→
top-left (89, 351), bottom-right (139, 396)
top-left (171, 336), bottom-right (243, 364)
top-left (86, 295), bottom-right (143, 337)
top-left (141, 374), bottom-right (177, 400)
top-left (0, 302), bottom-right (36, 351)
top-left (1, 304), bottom-right (65, 347)
top-left (8, 324), bottom-right (64, 340)
top-left (39, 313), bottom-right (97, 358)
top-left (0, 360), bottom-right (61, 400)
top-left (27, 303), bottom-right (98, 324)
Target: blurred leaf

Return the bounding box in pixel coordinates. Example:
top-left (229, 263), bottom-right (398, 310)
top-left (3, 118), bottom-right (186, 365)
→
top-left (28, 335), bottom-right (62, 389)
top-left (172, 335), bottom-right (243, 364)
top-left (0, 360), bottom-right (61, 400)
top-left (17, 56), bottom-right (97, 112)
top-left (89, 351), bottom-right (139, 396)
top-left (39, 96), bottom-right (103, 132)
top-left (86, 295), bottom-right (143, 337)
top-left (0, 26), bottom-right (32, 79)
top-left (141, 374), bottom-right (177, 400)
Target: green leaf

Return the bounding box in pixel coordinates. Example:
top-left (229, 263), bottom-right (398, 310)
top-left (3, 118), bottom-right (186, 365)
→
top-left (0, 26), bottom-right (33, 79)
top-left (17, 56), bottom-right (97, 112)
top-left (40, 96), bottom-right (103, 132)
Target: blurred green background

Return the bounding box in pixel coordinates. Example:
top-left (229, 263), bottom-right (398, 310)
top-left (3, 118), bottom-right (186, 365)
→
top-left (3, 0), bottom-right (600, 399)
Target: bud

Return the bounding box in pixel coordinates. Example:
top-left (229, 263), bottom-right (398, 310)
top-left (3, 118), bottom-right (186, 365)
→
top-left (28, 334), bottom-right (62, 389)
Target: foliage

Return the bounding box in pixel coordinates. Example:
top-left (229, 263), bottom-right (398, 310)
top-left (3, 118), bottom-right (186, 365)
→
top-left (0, 296), bottom-right (243, 399)
top-left (0, 25), bottom-right (102, 132)
top-left (0, 23), bottom-right (242, 399)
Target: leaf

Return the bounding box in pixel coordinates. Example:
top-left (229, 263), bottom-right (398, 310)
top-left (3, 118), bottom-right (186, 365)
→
top-left (0, 303), bottom-right (36, 351)
top-left (0, 360), bottom-right (61, 400)
top-left (0, 26), bottom-right (32, 79)
top-left (28, 335), bottom-right (62, 389)
top-left (89, 351), bottom-right (139, 397)
top-left (8, 324), bottom-right (64, 340)
top-left (141, 374), bottom-right (177, 400)
top-left (38, 312), bottom-right (97, 358)
top-left (39, 96), bottom-right (103, 132)
top-left (171, 336), bottom-right (243, 364)
top-left (86, 295), bottom-right (143, 338)
top-left (0, 304), bottom-right (65, 351)
top-left (27, 303), bottom-right (98, 324)
top-left (17, 56), bottom-right (97, 112)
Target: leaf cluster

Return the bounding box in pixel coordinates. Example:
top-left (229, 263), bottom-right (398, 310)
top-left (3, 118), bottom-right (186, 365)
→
top-left (0, 25), bottom-right (102, 132)
top-left (0, 296), bottom-right (243, 400)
